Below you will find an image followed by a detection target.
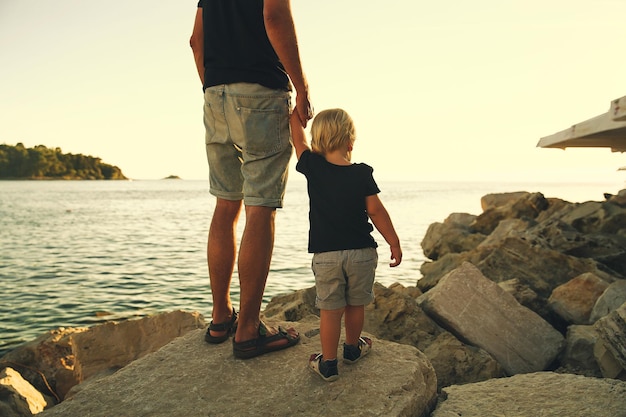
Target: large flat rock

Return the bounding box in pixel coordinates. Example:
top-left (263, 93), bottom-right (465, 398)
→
top-left (41, 318), bottom-right (437, 417)
top-left (431, 372), bottom-right (626, 417)
top-left (418, 262), bottom-right (564, 375)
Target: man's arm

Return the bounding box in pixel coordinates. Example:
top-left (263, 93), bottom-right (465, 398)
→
top-left (189, 7), bottom-right (205, 86)
top-left (289, 110), bottom-right (310, 160)
top-left (263, 0), bottom-right (311, 127)
top-left (366, 195), bottom-right (402, 267)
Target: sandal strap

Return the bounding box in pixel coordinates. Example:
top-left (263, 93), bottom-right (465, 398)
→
top-left (208, 308), bottom-right (238, 331)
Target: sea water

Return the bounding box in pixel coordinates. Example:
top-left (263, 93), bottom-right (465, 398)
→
top-left (0, 178), bottom-right (621, 355)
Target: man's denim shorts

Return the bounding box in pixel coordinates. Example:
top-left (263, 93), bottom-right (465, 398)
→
top-left (203, 83), bottom-right (292, 208)
top-left (311, 248), bottom-right (378, 310)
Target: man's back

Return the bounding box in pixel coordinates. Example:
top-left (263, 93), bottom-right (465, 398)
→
top-left (199, 0), bottom-right (290, 90)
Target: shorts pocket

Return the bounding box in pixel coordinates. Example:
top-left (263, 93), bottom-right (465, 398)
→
top-left (237, 105), bottom-right (287, 156)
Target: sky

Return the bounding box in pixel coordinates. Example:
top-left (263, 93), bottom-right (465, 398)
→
top-left (1, 0), bottom-right (626, 185)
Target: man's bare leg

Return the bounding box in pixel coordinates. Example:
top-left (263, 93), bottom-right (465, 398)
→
top-left (234, 205), bottom-right (298, 344)
top-left (207, 198), bottom-right (242, 338)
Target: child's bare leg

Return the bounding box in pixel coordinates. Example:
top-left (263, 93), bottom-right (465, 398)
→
top-left (344, 304), bottom-right (365, 346)
top-left (320, 307), bottom-right (345, 360)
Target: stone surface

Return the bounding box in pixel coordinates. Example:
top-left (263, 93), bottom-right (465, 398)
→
top-left (0, 367), bottom-right (49, 416)
top-left (266, 283), bottom-right (504, 390)
top-left (423, 332), bottom-right (504, 390)
top-left (590, 279), bottom-right (626, 323)
top-left (40, 320), bottom-right (438, 417)
top-left (431, 372), bottom-right (626, 417)
top-left (418, 262), bottom-right (564, 375)
top-left (558, 325), bottom-right (601, 377)
top-left (419, 191), bottom-right (626, 302)
top-left (594, 302), bottom-right (626, 379)
top-left (420, 213), bottom-right (485, 260)
top-left (1, 310), bottom-right (205, 400)
top-left (471, 192), bottom-right (548, 235)
top-left (548, 272), bottom-right (610, 324)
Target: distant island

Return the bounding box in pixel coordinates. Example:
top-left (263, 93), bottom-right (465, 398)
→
top-left (0, 143), bottom-right (127, 180)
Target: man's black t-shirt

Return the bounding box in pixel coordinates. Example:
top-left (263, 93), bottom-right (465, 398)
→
top-left (198, 0), bottom-right (290, 91)
top-left (296, 150), bottom-right (380, 253)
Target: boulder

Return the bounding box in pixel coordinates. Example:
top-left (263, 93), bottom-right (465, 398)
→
top-left (431, 372), bottom-right (626, 417)
top-left (1, 310), bottom-right (205, 400)
top-left (522, 216), bottom-right (626, 277)
top-left (420, 213), bottom-right (485, 260)
top-left (423, 332), bottom-right (504, 390)
top-left (266, 283), bottom-right (504, 391)
top-left (417, 262), bottom-right (564, 375)
top-left (558, 325), bottom-right (601, 377)
top-left (365, 283), bottom-right (443, 351)
top-left (593, 302), bottom-right (626, 379)
top-left (419, 252), bottom-right (467, 292)
top-left (40, 321), bottom-right (438, 417)
top-left (548, 272), bottom-right (610, 324)
top-left (476, 218), bottom-right (532, 248)
top-left (470, 237), bottom-right (614, 298)
top-left (590, 279), bottom-right (626, 323)
top-left (259, 286), bottom-right (319, 322)
top-left (497, 278), bottom-right (544, 315)
top-left (470, 192), bottom-right (548, 235)
top-left (0, 367), bottom-right (49, 417)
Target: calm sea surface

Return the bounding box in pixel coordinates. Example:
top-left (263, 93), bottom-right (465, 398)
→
top-left (0, 178), bottom-right (622, 355)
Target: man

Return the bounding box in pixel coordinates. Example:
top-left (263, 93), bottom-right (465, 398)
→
top-left (190, 0), bottom-right (312, 359)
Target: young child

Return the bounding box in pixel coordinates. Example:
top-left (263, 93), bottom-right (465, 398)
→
top-left (290, 108), bottom-right (402, 382)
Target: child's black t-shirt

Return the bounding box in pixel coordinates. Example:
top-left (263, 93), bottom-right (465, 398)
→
top-left (296, 150), bottom-right (380, 253)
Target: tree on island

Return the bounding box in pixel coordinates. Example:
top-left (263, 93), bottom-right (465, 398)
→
top-left (0, 143), bottom-right (127, 180)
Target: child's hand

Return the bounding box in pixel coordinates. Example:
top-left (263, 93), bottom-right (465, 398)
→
top-left (290, 108), bottom-right (310, 159)
top-left (389, 245), bottom-right (402, 267)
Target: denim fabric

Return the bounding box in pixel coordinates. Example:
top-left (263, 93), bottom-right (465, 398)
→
top-left (203, 83), bottom-right (292, 207)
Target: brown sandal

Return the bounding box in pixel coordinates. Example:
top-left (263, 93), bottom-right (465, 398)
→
top-left (232, 322), bottom-right (300, 359)
top-left (205, 308), bottom-right (238, 344)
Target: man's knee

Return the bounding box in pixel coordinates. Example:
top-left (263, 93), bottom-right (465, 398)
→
top-left (214, 198), bottom-right (243, 220)
top-left (245, 205), bottom-right (276, 219)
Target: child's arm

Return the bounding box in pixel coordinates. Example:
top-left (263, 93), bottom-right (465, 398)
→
top-left (290, 109), bottom-right (310, 160)
top-left (366, 194), bottom-right (402, 267)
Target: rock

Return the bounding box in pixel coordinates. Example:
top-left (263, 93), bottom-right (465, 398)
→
top-left (471, 192), bottom-right (548, 235)
top-left (476, 218), bottom-right (532, 249)
top-left (365, 283), bottom-right (443, 351)
top-left (590, 279), bottom-right (626, 323)
top-left (266, 283), bottom-right (504, 391)
top-left (419, 252), bottom-right (467, 292)
top-left (423, 332), bottom-right (504, 390)
top-left (498, 278), bottom-right (544, 314)
top-left (471, 237), bottom-right (614, 298)
top-left (420, 213), bottom-right (485, 260)
top-left (40, 321), bottom-right (438, 417)
top-left (607, 188), bottom-right (626, 207)
top-left (593, 302), bottom-right (626, 379)
top-left (417, 262), bottom-right (565, 375)
top-left (0, 367), bottom-right (49, 417)
top-left (420, 236), bottom-right (615, 306)
top-left (263, 287), bottom-right (319, 321)
top-left (558, 325), bottom-right (601, 377)
top-left (430, 372), bottom-right (626, 417)
top-left (1, 310), bottom-right (205, 400)
top-left (559, 200), bottom-right (626, 235)
top-left (548, 272), bottom-right (610, 324)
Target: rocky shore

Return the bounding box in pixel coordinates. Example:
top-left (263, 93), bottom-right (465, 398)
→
top-left (1, 190), bottom-right (626, 416)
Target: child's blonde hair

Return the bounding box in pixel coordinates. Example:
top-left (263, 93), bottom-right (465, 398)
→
top-left (310, 108), bottom-right (356, 155)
